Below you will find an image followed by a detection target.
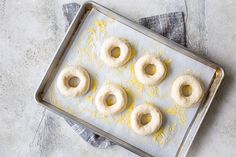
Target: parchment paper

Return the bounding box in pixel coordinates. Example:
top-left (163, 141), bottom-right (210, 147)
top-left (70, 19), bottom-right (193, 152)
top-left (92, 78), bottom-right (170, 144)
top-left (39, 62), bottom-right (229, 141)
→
top-left (43, 9), bottom-right (216, 157)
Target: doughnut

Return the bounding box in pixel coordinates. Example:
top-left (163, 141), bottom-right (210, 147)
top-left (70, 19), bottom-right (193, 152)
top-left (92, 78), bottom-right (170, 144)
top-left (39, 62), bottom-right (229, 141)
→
top-left (134, 54), bottom-right (167, 85)
top-left (171, 74), bottom-right (204, 107)
top-left (100, 37), bottom-right (131, 67)
top-left (130, 104), bottom-right (162, 136)
top-left (57, 66), bottom-right (90, 97)
top-left (95, 83), bottom-right (127, 116)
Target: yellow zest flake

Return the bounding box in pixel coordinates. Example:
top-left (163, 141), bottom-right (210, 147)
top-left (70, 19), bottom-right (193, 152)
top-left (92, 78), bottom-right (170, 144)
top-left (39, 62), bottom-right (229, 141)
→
top-left (169, 123), bottom-right (177, 133)
top-left (145, 85), bottom-right (160, 98)
top-left (115, 105), bottom-right (133, 128)
top-left (129, 62), bottom-right (144, 93)
top-left (163, 124), bottom-right (177, 145)
top-left (158, 49), bottom-right (165, 57)
top-left (50, 93), bottom-right (64, 109)
top-left (88, 37), bottom-right (93, 46)
top-left (95, 20), bottom-right (107, 33)
top-left (86, 95), bottom-right (94, 103)
top-left (50, 93), bottom-right (75, 115)
top-left (165, 105), bottom-right (186, 125)
top-left (87, 28), bottom-right (96, 47)
top-left (115, 88), bottom-right (134, 128)
top-left (153, 127), bottom-right (166, 145)
top-left (91, 110), bottom-right (110, 124)
top-left (92, 111), bottom-right (98, 118)
top-left (66, 106), bottom-right (75, 115)
top-left (88, 28), bottom-right (96, 35)
top-left (153, 123), bottom-right (177, 145)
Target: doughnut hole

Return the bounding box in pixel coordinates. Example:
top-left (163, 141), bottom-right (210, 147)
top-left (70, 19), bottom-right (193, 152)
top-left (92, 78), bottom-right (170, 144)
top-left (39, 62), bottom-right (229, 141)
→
top-left (145, 64), bottom-right (156, 76)
top-left (106, 94), bottom-right (116, 106)
top-left (68, 76), bottom-right (80, 88)
top-left (181, 85), bottom-right (192, 97)
top-left (140, 113), bottom-right (152, 125)
top-left (110, 47), bottom-right (121, 58)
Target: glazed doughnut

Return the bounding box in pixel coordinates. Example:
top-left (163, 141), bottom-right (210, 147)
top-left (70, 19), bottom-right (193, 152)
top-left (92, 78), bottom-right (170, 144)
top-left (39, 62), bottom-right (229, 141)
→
top-left (130, 104), bottom-right (162, 136)
top-left (134, 54), bottom-right (167, 85)
top-left (57, 66), bottom-right (90, 97)
top-left (171, 75), bottom-right (204, 108)
top-left (95, 83), bottom-right (127, 116)
top-left (100, 37), bottom-right (131, 67)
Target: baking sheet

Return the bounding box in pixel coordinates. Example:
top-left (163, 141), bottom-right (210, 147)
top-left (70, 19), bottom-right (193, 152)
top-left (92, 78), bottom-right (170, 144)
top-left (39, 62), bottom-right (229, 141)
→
top-left (43, 9), bottom-right (216, 157)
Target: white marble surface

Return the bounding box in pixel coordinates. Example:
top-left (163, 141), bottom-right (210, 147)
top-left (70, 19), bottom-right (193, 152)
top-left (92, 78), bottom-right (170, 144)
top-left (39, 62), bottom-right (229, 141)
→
top-left (0, 0), bottom-right (236, 157)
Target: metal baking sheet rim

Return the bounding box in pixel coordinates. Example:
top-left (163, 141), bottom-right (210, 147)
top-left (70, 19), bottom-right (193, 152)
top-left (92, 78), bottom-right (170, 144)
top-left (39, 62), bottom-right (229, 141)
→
top-left (34, 1), bottom-right (225, 157)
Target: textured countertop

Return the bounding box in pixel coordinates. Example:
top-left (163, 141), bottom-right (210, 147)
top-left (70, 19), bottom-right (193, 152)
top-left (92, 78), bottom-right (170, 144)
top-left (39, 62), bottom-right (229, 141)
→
top-left (0, 0), bottom-right (236, 157)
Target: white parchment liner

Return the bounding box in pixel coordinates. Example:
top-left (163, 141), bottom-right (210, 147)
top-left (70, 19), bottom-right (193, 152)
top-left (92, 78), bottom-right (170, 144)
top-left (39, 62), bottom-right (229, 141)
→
top-left (44, 9), bottom-right (216, 157)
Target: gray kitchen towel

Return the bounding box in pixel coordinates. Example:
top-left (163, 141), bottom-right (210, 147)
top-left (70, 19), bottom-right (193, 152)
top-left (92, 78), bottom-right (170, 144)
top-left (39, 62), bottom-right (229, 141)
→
top-left (62, 3), bottom-right (186, 148)
top-left (139, 13), bottom-right (186, 46)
